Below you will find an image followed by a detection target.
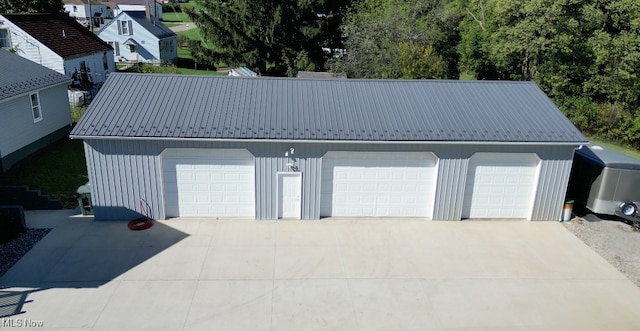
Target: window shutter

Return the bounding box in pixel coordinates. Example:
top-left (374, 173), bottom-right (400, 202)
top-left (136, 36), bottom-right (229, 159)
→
top-left (115, 42), bottom-right (120, 56)
top-left (128, 20), bottom-right (133, 35)
top-left (117, 20), bottom-right (122, 35)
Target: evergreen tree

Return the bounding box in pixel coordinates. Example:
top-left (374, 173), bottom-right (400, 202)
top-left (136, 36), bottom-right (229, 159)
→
top-left (187, 0), bottom-right (349, 76)
top-left (0, 0), bottom-right (63, 13)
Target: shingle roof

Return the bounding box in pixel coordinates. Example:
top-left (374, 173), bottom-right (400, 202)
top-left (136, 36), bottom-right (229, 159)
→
top-left (0, 49), bottom-right (70, 100)
top-left (1, 13), bottom-right (113, 58)
top-left (70, 73), bottom-right (587, 143)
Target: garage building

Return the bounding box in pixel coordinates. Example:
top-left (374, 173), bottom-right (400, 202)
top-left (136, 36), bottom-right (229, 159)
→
top-left (70, 73), bottom-right (587, 221)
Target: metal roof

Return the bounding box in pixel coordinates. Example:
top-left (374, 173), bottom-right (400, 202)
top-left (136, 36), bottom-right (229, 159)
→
top-left (0, 49), bottom-right (71, 100)
top-left (71, 73), bottom-right (587, 143)
top-left (576, 143), bottom-right (640, 170)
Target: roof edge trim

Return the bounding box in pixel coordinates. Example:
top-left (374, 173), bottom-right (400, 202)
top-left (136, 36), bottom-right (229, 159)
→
top-left (1, 80), bottom-right (71, 102)
top-left (69, 135), bottom-right (587, 146)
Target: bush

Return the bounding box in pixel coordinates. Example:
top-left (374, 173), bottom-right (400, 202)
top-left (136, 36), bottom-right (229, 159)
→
top-left (163, 2), bottom-right (182, 13)
top-left (71, 105), bottom-right (88, 123)
top-left (0, 213), bottom-right (25, 244)
top-left (124, 63), bottom-right (181, 74)
top-left (177, 34), bottom-right (190, 48)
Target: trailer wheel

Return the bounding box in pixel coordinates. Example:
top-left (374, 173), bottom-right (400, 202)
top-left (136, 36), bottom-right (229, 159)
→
top-left (619, 202), bottom-right (638, 217)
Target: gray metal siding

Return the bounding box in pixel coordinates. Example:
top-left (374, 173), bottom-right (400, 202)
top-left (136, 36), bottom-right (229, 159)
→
top-left (530, 147), bottom-right (576, 221)
top-left (433, 158), bottom-right (469, 220)
top-left (83, 139), bottom-right (577, 221)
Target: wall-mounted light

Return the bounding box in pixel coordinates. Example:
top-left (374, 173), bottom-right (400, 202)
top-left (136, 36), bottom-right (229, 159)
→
top-left (285, 147), bottom-right (298, 171)
top-left (284, 147), bottom-right (294, 157)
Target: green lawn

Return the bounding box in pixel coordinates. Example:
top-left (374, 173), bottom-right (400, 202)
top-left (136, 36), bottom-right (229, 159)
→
top-left (587, 137), bottom-right (640, 160)
top-left (162, 12), bottom-right (191, 23)
top-left (178, 27), bottom-right (203, 41)
top-left (176, 68), bottom-right (227, 75)
top-left (459, 72), bottom-right (475, 80)
top-left (0, 138), bottom-right (88, 208)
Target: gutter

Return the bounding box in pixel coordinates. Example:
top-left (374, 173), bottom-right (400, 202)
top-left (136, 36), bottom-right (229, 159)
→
top-left (69, 135), bottom-right (588, 146)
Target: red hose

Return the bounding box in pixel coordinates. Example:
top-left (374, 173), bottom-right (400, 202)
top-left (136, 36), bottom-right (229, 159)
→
top-left (128, 217), bottom-right (153, 230)
top-left (128, 199), bottom-right (154, 231)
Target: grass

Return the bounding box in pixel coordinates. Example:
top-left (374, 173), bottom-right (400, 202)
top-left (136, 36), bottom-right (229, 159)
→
top-left (162, 12), bottom-right (191, 23)
top-left (587, 136), bottom-right (640, 160)
top-left (0, 138), bottom-right (88, 208)
top-left (178, 47), bottom-right (192, 59)
top-left (164, 23), bottom-right (182, 28)
top-left (176, 68), bottom-right (226, 75)
top-left (178, 28), bottom-right (203, 41)
top-left (459, 72), bottom-right (475, 80)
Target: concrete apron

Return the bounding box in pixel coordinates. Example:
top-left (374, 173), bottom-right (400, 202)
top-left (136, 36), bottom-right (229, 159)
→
top-left (1, 210), bottom-right (639, 331)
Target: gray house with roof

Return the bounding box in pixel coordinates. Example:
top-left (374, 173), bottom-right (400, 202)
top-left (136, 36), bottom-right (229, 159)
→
top-left (71, 73), bottom-right (587, 221)
top-left (0, 49), bottom-right (71, 172)
top-left (97, 11), bottom-right (177, 64)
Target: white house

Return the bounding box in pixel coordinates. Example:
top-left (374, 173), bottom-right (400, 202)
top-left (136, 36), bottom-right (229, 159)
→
top-left (63, 0), bottom-right (113, 28)
top-left (98, 11), bottom-right (177, 64)
top-left (113, 0), bottom-right (163, 20)
top-left (0, 49), bottom-right (71, 172)
top-left (0, 13), bottom-right (115, 97)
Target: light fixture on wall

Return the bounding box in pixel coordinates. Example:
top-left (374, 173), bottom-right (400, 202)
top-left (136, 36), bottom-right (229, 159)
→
top-left (284, 147), bottom-right (294, 157)
top-left (285, 147), bottom-right (298, 171)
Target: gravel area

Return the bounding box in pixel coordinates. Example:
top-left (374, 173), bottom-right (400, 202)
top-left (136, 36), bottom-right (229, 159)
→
top-left (563, 215), bottom-right (640, 288)
top-left (0, 228), bottom-right (51, 278)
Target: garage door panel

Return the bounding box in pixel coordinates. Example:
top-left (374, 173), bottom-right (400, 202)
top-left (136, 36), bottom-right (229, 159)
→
top-left (321, 152), bottom-right (437, 217)
top-left (463, 153), bottom-right (538, 219)
top-left (163, 149), bottom-right (255, 218)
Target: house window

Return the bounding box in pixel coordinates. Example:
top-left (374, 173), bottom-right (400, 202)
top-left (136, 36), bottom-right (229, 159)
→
top-left (118, 20), bottom-right (132, 35)
top-left (73, 5), bottom-right (77, 12)
top-left (0, 29), bottom-right (10, 48)
top-left (30, 93), bottom-right (42, 122)
top-left (108, 41), bottom-right (120, 56)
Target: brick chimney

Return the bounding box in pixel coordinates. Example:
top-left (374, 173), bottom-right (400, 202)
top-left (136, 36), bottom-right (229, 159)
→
top-left (145, 3), bottom-right (151, 21)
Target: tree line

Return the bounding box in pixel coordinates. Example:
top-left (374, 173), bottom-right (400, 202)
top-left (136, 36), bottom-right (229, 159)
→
top-left (185, 0), bottom-right (640, 149)
top-left (4, 0), bottom-right (640, 149)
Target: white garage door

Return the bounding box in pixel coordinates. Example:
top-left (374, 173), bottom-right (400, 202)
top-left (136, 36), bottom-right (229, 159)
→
top-left (162, 149), bottom-right (255, 218)
top-left (321, 152), bottom-right (437, 217)
top-left (462, 153), bottom-right (539, 219)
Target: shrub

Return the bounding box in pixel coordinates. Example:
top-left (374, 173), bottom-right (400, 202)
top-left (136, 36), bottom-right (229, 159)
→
top-left (0, 213), bottom-right (25, 244)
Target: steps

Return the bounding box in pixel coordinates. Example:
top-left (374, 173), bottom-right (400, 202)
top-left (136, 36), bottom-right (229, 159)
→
top-left (0, 185), bottom-right (62, 210)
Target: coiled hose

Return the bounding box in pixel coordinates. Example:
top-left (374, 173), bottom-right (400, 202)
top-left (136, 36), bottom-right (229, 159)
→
top-left (128, 199), bottom-right (154, 231)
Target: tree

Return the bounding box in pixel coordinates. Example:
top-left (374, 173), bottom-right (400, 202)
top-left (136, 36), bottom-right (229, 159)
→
top-left (186, 0), bottom-right (349, 76)
top-left (0, 0), bottom-right (63, 13)
top-left (582, 0), bottom-right (640, 108)
top-left (329, 0), bottom-right (460, 79)
top-left (457, 0), bottom-right (640, 148)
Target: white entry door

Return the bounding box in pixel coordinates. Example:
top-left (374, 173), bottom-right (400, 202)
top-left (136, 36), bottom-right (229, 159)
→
top-left (278, 172), bottom-right (302, 219)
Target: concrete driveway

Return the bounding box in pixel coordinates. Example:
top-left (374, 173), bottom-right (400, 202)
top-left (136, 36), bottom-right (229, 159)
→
top-left (1, 210), bottom-right (640, 331)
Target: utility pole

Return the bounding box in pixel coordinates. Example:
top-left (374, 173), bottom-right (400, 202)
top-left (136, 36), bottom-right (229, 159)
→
top-left (88, 0), bottom-right (94, 32)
